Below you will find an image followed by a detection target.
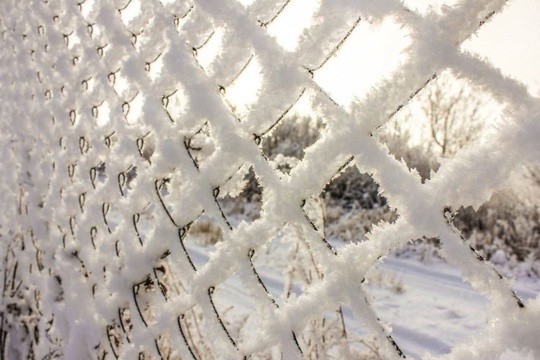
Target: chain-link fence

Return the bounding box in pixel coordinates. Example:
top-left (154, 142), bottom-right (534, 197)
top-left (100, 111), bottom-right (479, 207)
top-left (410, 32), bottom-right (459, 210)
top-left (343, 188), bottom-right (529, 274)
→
top-left (0, 0), bottom-right (539, 358)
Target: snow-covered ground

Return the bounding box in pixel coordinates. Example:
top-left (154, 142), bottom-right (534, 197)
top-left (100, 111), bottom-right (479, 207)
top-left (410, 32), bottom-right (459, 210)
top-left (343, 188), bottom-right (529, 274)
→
top-left (366, 257), bottom-right (539, 359)
top-left (184, 231), bottom-right (540, 359)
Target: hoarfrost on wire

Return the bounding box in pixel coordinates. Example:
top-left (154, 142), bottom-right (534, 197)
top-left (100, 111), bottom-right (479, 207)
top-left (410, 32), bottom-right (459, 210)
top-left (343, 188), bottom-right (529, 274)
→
top-left (0, 0), bottom-right (539, 359)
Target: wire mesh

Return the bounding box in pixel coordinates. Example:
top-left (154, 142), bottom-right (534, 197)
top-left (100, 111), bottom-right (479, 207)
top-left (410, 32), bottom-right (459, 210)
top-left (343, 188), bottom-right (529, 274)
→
top-left (0, 0), bottom-right (538, 359)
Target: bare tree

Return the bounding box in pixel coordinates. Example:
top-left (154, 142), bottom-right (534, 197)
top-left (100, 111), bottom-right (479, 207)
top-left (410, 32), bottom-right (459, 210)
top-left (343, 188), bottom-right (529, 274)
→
top-left (421, 74), bottom-right (488, 157)
top-left (377, 72), bottom-right (497, 181)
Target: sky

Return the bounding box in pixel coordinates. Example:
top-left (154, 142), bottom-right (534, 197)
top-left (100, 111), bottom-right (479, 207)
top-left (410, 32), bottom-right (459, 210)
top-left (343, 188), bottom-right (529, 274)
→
top-left (461, 0), bottom-right (540, 97)
top-left (221, 0), bottom-right (540, 117)
top-left (118, 0), bottom-right (540, 120)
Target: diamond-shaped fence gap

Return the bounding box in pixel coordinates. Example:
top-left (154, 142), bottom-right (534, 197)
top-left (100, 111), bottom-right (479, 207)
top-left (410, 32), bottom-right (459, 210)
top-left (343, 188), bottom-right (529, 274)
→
top-left (153, 332), bottom-right (174, 360)
top-left (246, 225), bottom-right (302, 308)
top-left (104, 320), bottom-right (128, 360)
top-left (279, 224), bottom-right (328, 302)
top-left (374, 69), bottom-right (505, 181)
top-left (264, 0), bottom-right (320, 52)
top-left (131, 14), bottom-right (169, 55)
top-left (151, 258), bottom-right (189, 306)
top-left (110, 68), bottom-right (139, 99)
top-left (183, 122), bottom-right (216, 170)
top-left (131, 274), bottom-right (159, 324)
top-left (290, 307), bottom-right (360, 359)
top-left (62, 28), bottom-right (82, 53)
top-left (313, 16), bottom-right (410, 108)
top-left (361, 251), bottom-right (491, 358)
top-left (95, 40), bottom-right (113, 63)
top-left (145, 51), bottom-right (165, 83)
top-left (451, 192), bottom-right (540, 284)
top-left (305, 304), bottom-right (386, 359)
top-left (92, 161), bottom-right (107, 188)
top-left (176, 304), bottom-right (214, 359)
top-left (127, 264), bottom-right (176, 344)
top-left (126, 281), bottom-right (175, 358)
top-left (152, 173), bottom-right (204, 230)
top-left (118, 0), bottom-right (144, 29)
top-left (72, 212), bottom-right (107, 260)
top-left (182, 214), bottom-right (225, 270)
top-left (125, 164), bottom-right (140, 193)
top-left (136, 131), bottom-right (156, 164)
top-left (91, 99), bottom-right (112, 127)
top-left (122, 91), bottom-right (145, 125)
top-left (301, 196), bottom-right (326, 238)
top-left (175, 5), bottom-right (214, 42)
top-left (161, 85), bottom-right (187, 123)
top-left (85, 21), bottom-right (101, 40)
top-left (374, 118), bottom-right (435, 183)
top-left (261, 114), bottom-right (326, 175)
top-left (319, 166), bottom-right (395, 246)
top-left (215, 166), bottom-right (263, 227)
top-left (203, 271), bottom-right (258, 349)
top-left (192, 19), bottom-right (252, 87)
top-left (192, 26), bottom-right (224, 72)
top-left (220, 54), bottom-right (263, 119)
top-left (78, 0), bottom-right (96, 19)
top-left (101, 201), bottom-right (124, 235)
top-left (131, 204), bottom-right (156, 247)
top-left (461, 0), bottom-right (540, 98)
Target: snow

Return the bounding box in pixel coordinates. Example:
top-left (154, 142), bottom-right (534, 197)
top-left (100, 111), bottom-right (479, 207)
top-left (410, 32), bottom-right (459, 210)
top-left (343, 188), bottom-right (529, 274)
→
top-left (1, 0), bottom-right (539, 358)
top-left (185, 232), bottom-right (540, 359)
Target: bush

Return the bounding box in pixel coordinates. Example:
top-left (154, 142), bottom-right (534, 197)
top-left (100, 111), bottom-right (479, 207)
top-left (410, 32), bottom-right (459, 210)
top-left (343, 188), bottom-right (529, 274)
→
top-left (454, 193), bottom-right (540, 263)
top-left (256, 115), bottom-right (540, 267)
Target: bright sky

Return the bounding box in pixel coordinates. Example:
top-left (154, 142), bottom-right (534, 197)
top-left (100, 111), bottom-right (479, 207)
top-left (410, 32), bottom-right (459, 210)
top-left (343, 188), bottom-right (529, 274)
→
top-left (115, 0), bottom-right (540, 118)
top-left (461, 0), bottom-right (540, 97)
top-left (220, 0), bottom-right (540, 117)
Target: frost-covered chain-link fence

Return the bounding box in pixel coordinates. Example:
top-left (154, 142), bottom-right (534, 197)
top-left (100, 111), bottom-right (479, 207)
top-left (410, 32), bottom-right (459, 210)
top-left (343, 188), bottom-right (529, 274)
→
top-left (1, 0), bottom-right (540, 359)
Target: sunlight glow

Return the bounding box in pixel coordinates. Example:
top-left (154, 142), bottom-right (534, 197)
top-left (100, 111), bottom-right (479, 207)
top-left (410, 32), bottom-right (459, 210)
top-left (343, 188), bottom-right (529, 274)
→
top-left (461, 0), bottom-right (540, 97)
top-left (266, 0), bottom-right (320, 52)
top-left (196, 27), bottom-right (225, 71)
top-left (224, 57), bottom-right (263, 118)
top-left (96, 101), bottom-right (111, 127)
top-left (314, 17), bottom-right (410, 108)
top-left (126, 92), bottom-right (145, 125)
top-left (119, 0), bottom-right (141, 25)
